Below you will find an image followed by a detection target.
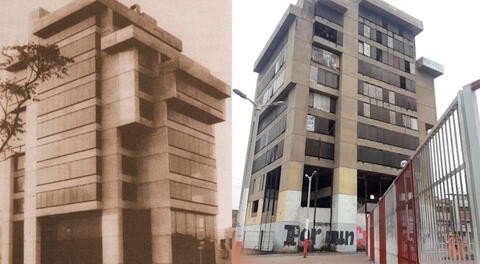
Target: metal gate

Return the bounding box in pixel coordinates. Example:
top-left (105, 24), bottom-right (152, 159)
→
top-left (412, 82), bottom-right (480, 263)
top-left (367, 81), bottom-right (480, 264)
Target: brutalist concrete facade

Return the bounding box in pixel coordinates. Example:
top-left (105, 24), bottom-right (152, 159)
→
top-left (240, 0), bottom-right (442, 253)
top-left (0, 0), bottom-right (230, 263)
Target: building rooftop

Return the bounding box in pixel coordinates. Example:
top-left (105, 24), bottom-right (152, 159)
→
top-left (30, 0), bottom-right (182, 51)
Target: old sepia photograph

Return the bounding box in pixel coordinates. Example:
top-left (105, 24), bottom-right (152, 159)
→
top-left (0, 0), bottom-right (231, 263)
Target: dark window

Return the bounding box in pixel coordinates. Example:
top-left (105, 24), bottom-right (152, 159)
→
top-left (14, 199), bottom-right (24, 214)
top-left (14, 177), bottom-right (24, 193)
top-left (305, 139), bottom-right (334, 160)
top-left (252, 140), bottom-right (284, 173)
top-left (314, 22), bottom-right (343, 46)
top-left (255, 116), bottom-right (287, 153)
top-left (139, 99), bottom-right (154, 121)
top-left (122, 182), bottom-right (137, 201)
top-left (376, 30), bottom-right (382, 43)
top-left (139, 74), bottom-right (153, 95)
top-left (262, 167), bottom-right (281, 219)
top-left (357, 122), bottom-right (419, 150)
top-left (122, 155), bottom-right (137, 176)
top-left (252, 200), bottom-right (259, 215)
top-left (315, 3), bottom-right (344, 26)
top-left (315, 68), bottom-right (339, 89)
top-left (257, 97), bottom-right (288, 134)
top-left (357, 145), bottom-right (409, 169)
top-left (14, 153), bottom-right (25, 171)
top-left (376, 48), bottom-right (383, 61)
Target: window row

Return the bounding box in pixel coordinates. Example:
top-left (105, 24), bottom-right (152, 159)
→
top-left (358, 41), bottom-right (415, 75)
top-left (306, 115), bottom-right (335, 136)
top-left (358, 101), bottom-right (418, 130)
top-left (315, 2), bottom-right (343, 26)
top-left (170, 181), bottom-right (216, 206)
top-left (359, 22), bottom-right (415, 58)
top-left (252, 140), bottom-right (284, 173)
top-left (314, 22), bottom-right (343, 46)
top-left (312, 46), bottom-right (340, 70)
top-left (358, 145), bottom-right (410, 169)
top-left (257, 49), bottom-right (287, 96)
top-left (255, 116), bottom-right (287, 154)
top-left (310, 66), bottom-right (339, 89)
top-left (358, 60), bottom-right (415, 92)
top-left (260, 69), bottom-right (285, 106)
top-left (257, 96), bottom-right (288, 134)
top-left (359, 7), bottom-right (415, 41)
top-left (358, 80), bottom-right (417, 111)
top-left (305, 138), bottom-right (334, 160)
top-left (357, 122), bottom-right (419, 150)
top-left (308, 92), bottom-right (336, 114)
top-left (171, 209), bottom-right (215, 240)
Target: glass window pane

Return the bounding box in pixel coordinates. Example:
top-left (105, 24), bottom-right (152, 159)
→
top-left (364, 103), bottom-right (370, 117)
top-left (176, 211), bottom-right (186, 234)
top-left (196, 215), bottom-right (205, 240)
top-left (186, 213), bottom-right (196, 236)
top-left (306, 115), bottom-right (315, 132)
top-left (364, 43), bottom-right (371, 57)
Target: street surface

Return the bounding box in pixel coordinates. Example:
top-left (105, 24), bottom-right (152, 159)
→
top-left (241, 252), bottom-right (371, 264)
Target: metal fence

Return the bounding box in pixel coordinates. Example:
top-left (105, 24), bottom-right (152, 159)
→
top-left (368, 81), bottom-right (480, 264)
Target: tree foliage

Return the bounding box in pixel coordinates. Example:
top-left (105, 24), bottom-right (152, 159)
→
top-left (0, 43), bottom-right (74, 155)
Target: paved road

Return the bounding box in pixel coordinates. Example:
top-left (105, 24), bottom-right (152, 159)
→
top-left (240, 252), bottom-right (372, 264)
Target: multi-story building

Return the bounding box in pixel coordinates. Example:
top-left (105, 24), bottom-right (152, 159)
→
top-left (0, 0), bottom-right (229, 263)
top-left (239, 0), bottom-right (443, 253)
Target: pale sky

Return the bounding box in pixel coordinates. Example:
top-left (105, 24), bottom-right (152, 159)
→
top-left (232, 0), bottom-right (480, 209)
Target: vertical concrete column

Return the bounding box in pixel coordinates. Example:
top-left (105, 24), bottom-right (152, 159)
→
top-left (23, 101), bottom-right (40, 264)
top-left (151, 207), bottom-right (173, 264)
top-left (101, 128), bottom-right (124, 264)
top-left (330, 1), bottom-right (360, 253)
top-left (102, 208), bottom-right (123, 264)
top-left (0, 159), bottom-right (13, 264)
top-left (330, 167), bottom-right (358, 252)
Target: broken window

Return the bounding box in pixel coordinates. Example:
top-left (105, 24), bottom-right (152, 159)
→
top-left (312, 46), bottom-right (340, 69)
top-left (314, 22), bottom-right (342, 46)
top-left (306, 115), bottom-right (335, 136)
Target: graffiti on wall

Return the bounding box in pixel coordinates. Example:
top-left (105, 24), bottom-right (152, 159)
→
top-left (325, 230), bottom-right (354, 246)
top-left (281, 223), bottom-right (361, 251)
top-left (284, 225), bottom-right (299, 246)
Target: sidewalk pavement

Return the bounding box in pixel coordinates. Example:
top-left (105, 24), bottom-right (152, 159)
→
top-left (240, 252), bottom-right (372, 264)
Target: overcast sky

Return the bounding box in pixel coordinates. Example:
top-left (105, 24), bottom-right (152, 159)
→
top-left (232, 0), bottom-right (480, 209)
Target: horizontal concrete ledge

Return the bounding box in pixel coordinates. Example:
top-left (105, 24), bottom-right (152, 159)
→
top-left (36, 200), bottom-right (102, 217)
top-left (161, 55), bottom-right (231, 99)
top-left (31, 0), bottom-right (182, 52)
top-left (254, 5), bottom-right (298, 73)
top-left (416, 57), bottom-right (444, 78)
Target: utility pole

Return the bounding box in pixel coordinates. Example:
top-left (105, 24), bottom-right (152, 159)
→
top-left (304, 170), bottom-right (317, 258)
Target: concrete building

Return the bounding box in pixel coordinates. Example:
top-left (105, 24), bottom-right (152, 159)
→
top-left (0, 0), bottom-right (230, 263)
top-left (239, 0), bottom-right (443, 253)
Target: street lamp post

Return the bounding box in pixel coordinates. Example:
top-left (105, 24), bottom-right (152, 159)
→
top-left (304, 170), bottom-right (317, 258)
top-left (232, 88), bottom-right (284, 262)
